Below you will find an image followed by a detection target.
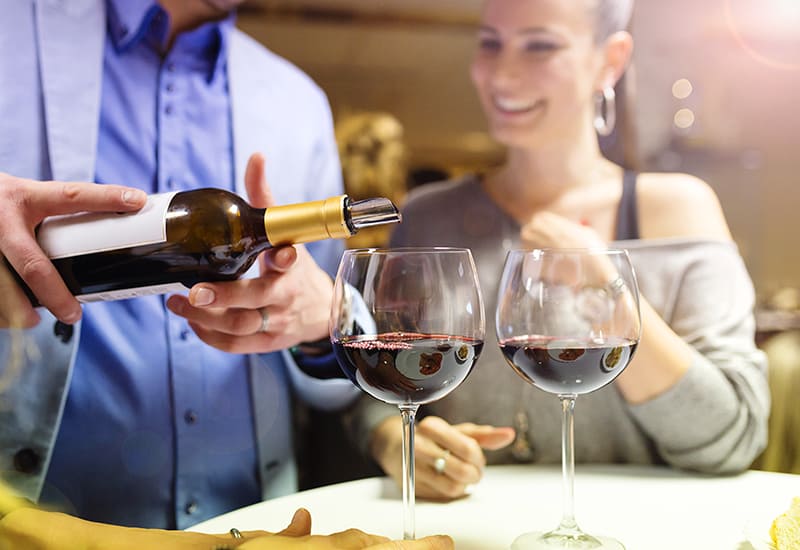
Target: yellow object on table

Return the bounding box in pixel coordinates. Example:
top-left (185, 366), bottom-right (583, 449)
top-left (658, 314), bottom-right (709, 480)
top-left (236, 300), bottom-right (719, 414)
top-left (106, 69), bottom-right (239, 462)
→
top-left (771, 497), bottom-right (800, 549)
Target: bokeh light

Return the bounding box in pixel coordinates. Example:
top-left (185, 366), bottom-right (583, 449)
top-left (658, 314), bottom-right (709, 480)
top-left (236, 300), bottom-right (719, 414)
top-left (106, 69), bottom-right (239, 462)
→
top-left (673, 108), bottom-right (695, 129)
top-left (672, 79), bottom-right (693, 99)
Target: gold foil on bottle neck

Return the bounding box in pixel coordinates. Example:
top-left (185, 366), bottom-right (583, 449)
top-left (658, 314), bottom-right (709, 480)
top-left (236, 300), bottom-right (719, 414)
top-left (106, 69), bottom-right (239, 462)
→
top-left (263, 195), bottom-right (352, 246)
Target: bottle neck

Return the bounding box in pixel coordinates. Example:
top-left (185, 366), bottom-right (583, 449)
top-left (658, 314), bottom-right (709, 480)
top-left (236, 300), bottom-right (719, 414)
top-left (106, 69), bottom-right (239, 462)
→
top-left (263, 196), bottom-right (351, 246)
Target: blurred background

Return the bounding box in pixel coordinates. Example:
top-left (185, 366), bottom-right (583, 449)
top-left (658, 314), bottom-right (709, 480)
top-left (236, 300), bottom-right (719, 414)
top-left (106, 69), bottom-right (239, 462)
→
top-left (235, 0), bottom-right (800, 478)
top-left (236, 0), bottom-right (799, 316)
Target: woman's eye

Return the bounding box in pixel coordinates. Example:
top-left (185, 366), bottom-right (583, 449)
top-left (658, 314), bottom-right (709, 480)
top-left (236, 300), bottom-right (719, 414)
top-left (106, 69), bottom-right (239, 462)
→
top-left (478, 37), bottom-right (501, 52)
top-left (525, 42), bottom-right (560, 53)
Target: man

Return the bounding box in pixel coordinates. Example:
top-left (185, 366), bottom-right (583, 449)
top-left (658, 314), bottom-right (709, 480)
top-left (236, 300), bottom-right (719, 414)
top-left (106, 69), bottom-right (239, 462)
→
top-left (0, 0), bottom-right (358, 530)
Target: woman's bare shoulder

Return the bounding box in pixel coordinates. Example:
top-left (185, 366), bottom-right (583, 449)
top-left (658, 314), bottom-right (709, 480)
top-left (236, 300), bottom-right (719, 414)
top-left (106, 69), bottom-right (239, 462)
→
top-left (636, 172), bottom-right (732, 241)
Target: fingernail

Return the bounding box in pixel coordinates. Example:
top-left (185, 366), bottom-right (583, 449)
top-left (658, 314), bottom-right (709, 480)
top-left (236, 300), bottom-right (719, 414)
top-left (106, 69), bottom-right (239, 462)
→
top-left (191, 287), bottom-right (215, 306)
top-left (122, 190), bottom-right (144, 204)
top-left (278, 247), bottom-right (294, 265)
top-left (63, 309), bottom-right (82, 324)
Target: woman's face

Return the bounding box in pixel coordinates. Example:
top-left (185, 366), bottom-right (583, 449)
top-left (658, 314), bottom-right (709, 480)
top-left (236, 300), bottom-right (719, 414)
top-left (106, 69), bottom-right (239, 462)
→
top-left (470, 0), bottom-right (606, 149)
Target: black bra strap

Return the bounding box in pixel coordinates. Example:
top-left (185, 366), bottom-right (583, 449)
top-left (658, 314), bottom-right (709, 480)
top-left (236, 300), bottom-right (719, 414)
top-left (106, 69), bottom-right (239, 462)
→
top-left (614, 170), bottom-right (640, 240)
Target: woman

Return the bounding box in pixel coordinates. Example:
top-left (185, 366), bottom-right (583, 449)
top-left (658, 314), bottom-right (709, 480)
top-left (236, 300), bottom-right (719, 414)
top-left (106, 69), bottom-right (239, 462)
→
top-left (350, 0), bottom-right (770, 500)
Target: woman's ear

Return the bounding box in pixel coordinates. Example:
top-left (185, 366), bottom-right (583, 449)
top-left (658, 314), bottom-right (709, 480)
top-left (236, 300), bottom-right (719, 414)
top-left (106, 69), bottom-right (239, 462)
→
top-left (597, 30), bottom-right (633, 90)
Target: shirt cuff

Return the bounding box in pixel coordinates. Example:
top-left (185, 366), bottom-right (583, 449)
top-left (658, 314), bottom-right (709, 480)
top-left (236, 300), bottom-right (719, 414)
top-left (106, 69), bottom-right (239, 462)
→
top-left (288, 346), bottom-right (344, 380)
top-left (281, 349), bottom-right (360, 412)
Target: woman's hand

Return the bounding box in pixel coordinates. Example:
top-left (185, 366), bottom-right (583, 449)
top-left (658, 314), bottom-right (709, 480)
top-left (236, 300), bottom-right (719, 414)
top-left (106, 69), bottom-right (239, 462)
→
top-left (166, 153), bottom-right (335, 354)
top-left (0, 172), bottom-right (146, 328)
top-left (520, 211), bottom-right (606, 250)
top-left (370, 416), bottom-right (515, 500)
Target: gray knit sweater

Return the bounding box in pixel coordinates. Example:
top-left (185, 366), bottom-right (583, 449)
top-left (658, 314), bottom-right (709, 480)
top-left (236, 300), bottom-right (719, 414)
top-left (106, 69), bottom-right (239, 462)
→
top-left (347, 175), bottom-right (769, 473)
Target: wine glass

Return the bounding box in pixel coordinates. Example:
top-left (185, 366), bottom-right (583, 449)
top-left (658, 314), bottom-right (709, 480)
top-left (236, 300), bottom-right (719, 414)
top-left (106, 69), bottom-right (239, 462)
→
top-left (496, 248), bottom-right (641, 550)
top-left (330, 247), bottom-right (485, 540)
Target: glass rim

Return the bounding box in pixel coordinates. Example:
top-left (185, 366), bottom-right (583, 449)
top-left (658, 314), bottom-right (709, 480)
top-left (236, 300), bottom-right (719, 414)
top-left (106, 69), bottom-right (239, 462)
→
top-left (505, 247), bottom-right (631, 256)
top-left (342, 246), bottom-right (473, 256)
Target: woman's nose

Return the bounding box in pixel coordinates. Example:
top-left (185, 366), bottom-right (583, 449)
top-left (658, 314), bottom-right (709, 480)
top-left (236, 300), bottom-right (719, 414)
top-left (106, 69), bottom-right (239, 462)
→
top-left (489, 52), bottom-right (523, 89)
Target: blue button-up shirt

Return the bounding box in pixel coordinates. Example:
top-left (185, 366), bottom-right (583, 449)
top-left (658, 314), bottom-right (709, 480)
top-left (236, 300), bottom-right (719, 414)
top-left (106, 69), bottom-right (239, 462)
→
top-left (42, 0), bottom-right (260, 529)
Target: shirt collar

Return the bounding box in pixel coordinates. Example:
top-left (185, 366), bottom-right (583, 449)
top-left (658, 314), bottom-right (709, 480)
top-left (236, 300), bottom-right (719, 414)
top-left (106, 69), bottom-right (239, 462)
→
top-left (106, 0), bottom-right (235, 83)
top-left (106, 0), bottom-right (167, 54)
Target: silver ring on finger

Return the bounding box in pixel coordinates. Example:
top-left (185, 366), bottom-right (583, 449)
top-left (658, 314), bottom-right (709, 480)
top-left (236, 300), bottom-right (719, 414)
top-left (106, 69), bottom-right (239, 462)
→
top-left (433, 449), bottom-right (450, 475)
top-left (258, 308), bottom-right (270, 333)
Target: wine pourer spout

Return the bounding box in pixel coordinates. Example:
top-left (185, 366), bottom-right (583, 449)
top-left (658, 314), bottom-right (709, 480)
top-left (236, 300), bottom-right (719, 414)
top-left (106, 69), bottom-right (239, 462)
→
top-left (347, 197), bottom-right (402, 232)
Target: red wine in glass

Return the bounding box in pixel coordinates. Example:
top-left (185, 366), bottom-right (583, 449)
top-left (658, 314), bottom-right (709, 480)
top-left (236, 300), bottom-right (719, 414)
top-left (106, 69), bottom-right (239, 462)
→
top-left (499, 336), bottom-right (637, 395)
top-left (330, 247), bottom-right (485, 540)
top-left (496, 248), bottom-right (641, 550)
top-left (334, 332), bottom-right (484, 405)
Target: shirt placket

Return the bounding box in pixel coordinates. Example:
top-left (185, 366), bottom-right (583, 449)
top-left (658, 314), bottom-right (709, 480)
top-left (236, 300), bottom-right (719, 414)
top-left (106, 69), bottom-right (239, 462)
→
top-left (157, 52), bottom-right (208, 529)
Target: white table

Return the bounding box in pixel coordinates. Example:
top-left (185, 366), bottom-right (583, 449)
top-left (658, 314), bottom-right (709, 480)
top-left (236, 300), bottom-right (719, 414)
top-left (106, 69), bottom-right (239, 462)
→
top-left (189, 465), bottom-right (797, 549)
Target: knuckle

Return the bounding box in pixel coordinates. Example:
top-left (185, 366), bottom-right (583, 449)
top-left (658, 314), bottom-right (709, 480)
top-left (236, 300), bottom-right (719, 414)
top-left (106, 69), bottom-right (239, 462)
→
top-left (60, 182), bottom-right (82, 201)
top-left (18, 254), bottom-right (53, 281)
top-left (338, 527), bottom-right (371, 541)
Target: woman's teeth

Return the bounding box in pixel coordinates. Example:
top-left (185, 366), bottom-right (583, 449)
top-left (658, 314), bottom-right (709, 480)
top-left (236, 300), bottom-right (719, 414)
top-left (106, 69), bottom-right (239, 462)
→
top-left (494, 97), bottom-right (539, 113)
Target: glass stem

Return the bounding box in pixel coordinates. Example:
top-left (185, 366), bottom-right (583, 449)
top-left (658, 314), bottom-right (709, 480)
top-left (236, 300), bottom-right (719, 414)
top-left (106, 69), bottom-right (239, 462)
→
top-left (558, 394), bottom-right (579, 532)
top-left (399, 404), bottom-right (419, 540)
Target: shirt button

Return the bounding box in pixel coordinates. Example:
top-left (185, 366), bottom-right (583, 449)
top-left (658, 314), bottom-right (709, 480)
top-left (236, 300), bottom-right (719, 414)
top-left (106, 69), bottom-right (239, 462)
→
top-left (185, 501), bottom-right (198, 515)
top-left (184, 410), bottom-right (198, 424)
top-left (53, 321), bottom-right (74, 344)
top-left (179, 328), bottom-right (191, 340)
top-left (166, 62), bottom-right (176, 72)
top-left (164, 104), bottom-right (173, 115)
top-left (165, 82), bottom-right (174, 93)
top-left (13, 448), bottom-right (41, 474)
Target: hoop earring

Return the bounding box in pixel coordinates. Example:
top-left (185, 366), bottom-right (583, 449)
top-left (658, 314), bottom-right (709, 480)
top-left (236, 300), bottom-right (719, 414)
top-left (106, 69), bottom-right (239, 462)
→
top-left (594, 86), bottom-right (616, 137)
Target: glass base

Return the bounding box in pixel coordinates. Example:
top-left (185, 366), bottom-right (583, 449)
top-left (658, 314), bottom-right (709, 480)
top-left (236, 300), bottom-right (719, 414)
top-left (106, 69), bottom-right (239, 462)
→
top-left (511, 530), bottom-right (625, 550)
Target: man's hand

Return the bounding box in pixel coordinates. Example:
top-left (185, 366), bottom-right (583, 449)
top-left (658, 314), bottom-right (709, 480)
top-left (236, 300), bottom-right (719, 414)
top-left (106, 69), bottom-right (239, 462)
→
top-left (371, 415), bottom-right (515, 500)
top-left (166, 153), bottom-right (336, 354)
top-left (0, 172), bottom-right (146, 328)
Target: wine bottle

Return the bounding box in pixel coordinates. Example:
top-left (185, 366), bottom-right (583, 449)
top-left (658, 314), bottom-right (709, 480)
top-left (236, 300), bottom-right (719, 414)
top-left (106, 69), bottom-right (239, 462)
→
top-left (13, 189), bottom-right (401, 304)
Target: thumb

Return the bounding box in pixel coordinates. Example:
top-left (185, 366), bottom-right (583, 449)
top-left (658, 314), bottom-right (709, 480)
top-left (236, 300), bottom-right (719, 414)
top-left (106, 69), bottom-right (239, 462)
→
top-left (275, 508), bottom-right (312, 537)
top-left (245, 152), bottom-right (296, 275)
top-left (244, 153), bottom-right (276, 209)
top-left (456, 424), bottom-right (516, 451)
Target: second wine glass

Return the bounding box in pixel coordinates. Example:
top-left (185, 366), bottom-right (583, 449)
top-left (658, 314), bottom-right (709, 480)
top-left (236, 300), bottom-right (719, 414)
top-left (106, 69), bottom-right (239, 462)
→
top-left (330, 247), bottom-right (485, 540)
top-left (496, 248), bottom-right (641, 549)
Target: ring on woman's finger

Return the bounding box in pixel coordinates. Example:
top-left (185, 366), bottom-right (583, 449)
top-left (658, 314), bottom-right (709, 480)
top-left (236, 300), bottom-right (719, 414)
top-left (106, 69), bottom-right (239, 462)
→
top-left (433, 449), bottom-right (450, 475)
top-left (230, 527), bottom-right (243, 539)
top-left (257, 308), bottom-right (270, 333)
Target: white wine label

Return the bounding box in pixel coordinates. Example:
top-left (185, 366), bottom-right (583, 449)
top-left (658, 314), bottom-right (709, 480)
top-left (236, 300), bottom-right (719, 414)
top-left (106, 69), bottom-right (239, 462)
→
top-left (77, 282), bottom-right (188, 303)
top-left (38, 192), bottom-right (178, 260)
